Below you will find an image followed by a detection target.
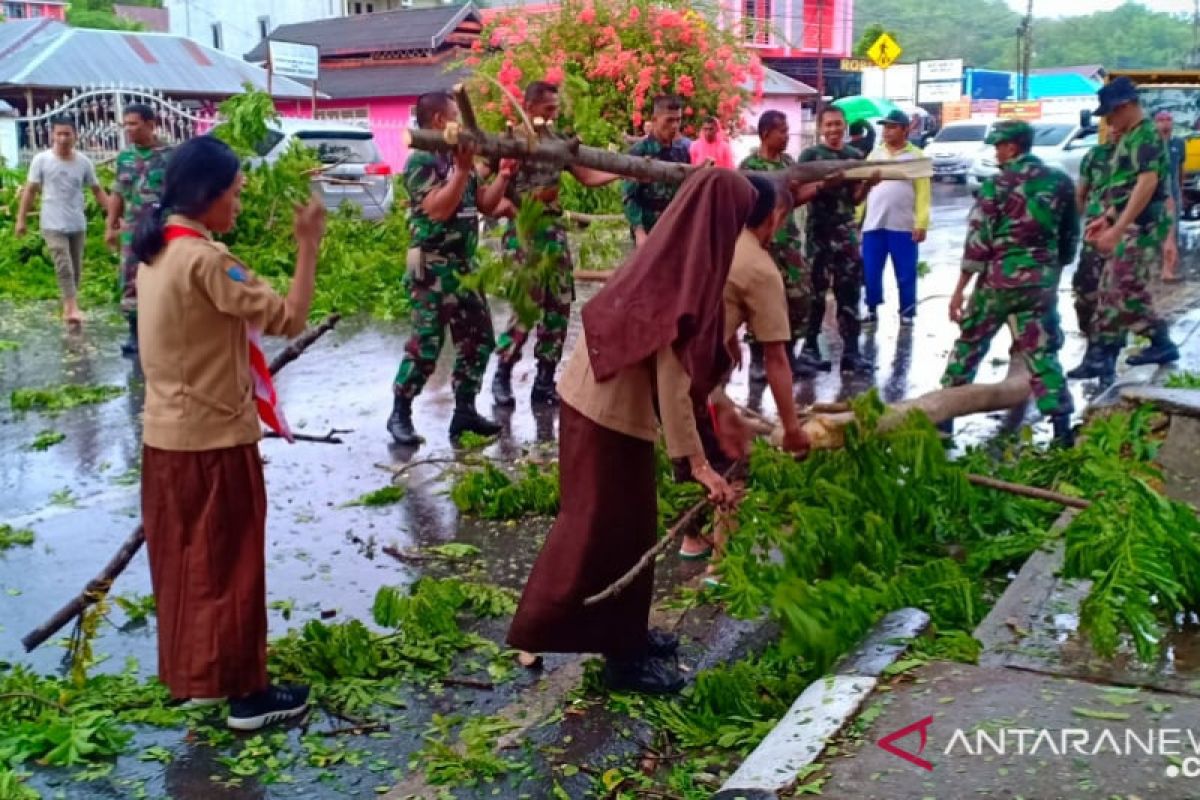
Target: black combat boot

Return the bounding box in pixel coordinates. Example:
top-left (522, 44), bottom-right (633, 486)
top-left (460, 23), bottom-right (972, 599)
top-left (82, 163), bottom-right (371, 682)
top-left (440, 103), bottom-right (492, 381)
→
top-left (530, 362), bottom-right (559, 406)
top-left (935, 418), bottom-right (954, 437)
top-left (386, 394), bottom-right (422, 446)
top-left (1067, 342), bottom-right (1118, 381)
top-left (492, 361), bottom-right (516, 407)
top-left (748, 343), bottom-right (767, 383)
top-left (787, 343), bottom-right (817, 379)
top-left (840, 342), bottom-right (875, 374)
top-left (602, 653), bottom-right (684, 695)
top-left (449, 391), bottom-right (502, 441)
top-left (1126, 323), bottom-right (1180, 366)
top-left (800, 339), bottom-right (832, 372)
top-left (1050, 414), bottom-right (1075, 448)
top-left (121, 314), bottom-right (138, 357)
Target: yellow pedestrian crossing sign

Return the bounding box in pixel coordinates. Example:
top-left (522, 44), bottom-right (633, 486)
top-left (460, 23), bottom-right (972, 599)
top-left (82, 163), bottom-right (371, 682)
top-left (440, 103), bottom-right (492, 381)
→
top-left (867, 33), bottom-right (902, 69)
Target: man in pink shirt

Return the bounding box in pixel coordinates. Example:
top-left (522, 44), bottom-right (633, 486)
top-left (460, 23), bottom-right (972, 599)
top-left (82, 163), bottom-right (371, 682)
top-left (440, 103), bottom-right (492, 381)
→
top-left (690, 117), bottom-right (734, 169)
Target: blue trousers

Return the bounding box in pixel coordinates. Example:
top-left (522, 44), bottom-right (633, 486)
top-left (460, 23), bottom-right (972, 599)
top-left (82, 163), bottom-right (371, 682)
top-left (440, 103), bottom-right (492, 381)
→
top-left (863, 229), bottom-right (919, 317)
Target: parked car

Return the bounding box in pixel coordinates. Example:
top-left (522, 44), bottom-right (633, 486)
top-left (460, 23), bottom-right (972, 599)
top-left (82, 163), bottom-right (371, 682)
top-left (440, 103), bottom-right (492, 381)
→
top-left (967, 122), bottom-right (1097, 190)
top-left (925, 120), bottom-right (994, 183)
top-left (255, 118), bottom-right (394, 221)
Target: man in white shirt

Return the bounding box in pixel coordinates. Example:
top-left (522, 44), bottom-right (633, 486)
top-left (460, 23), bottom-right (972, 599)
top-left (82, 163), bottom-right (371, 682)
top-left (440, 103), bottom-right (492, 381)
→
top-left (15, 117), bottom-right (108, 326)
top-left (859, 109), bottom-right (931, 326)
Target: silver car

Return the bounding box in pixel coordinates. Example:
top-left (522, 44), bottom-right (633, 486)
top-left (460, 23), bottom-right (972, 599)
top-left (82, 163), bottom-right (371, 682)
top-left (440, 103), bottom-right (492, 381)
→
top-left (968, 123), bottom-right (1097, 190)
top-left (256, 118), bottom-right (395, 221)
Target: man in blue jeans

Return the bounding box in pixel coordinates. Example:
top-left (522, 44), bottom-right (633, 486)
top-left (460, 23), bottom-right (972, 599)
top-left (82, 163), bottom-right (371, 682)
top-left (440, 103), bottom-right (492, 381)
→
top-left (859, 109), bottom-right (931, 325)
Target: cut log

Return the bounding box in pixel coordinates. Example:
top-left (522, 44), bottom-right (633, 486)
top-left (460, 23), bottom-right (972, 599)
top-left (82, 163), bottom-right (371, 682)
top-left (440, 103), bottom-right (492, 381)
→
top-left (404, 127), bottom-right (932, 185)
top-left (20, 314), bottom-right (343, 653)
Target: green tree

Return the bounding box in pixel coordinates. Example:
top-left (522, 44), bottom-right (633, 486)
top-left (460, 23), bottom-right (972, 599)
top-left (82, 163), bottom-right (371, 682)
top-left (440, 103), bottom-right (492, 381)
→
top-left (67, 0), bottom-right (153, 30)
top-left (853, 23), bottom-right (898, 58)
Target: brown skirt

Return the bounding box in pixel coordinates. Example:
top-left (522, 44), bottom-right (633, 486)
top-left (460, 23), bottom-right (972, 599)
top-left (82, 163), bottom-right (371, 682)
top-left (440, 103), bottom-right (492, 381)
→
top-left (507, 402), bottom-right (658, 658)
top-left (141, 443), bottom-right (269, 699)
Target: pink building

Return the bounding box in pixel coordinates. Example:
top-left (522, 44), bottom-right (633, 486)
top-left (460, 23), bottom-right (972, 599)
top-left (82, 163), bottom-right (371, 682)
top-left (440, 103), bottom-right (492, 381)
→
top-left (2, 1), bottom-right (66, 21)
top-left (246, 4), bottom-right (480, 170)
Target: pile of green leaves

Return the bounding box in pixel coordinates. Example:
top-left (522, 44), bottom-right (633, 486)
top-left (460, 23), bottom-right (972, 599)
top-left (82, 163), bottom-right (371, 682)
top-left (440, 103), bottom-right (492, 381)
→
top-left (10, 384), bottom-right (123, 414)
top-left (720, 397), bottom-right (1200, 670)
top-left (450, 462), bottom-right (561, 520)
top-left (26, 430), bottom-right (65, 451)
top-left (0, 524), bottom-right (35, 552)
top-left (1165, 371), bottom-right (1200, 389)
top-left (410, 714), bottom-right (523, 788)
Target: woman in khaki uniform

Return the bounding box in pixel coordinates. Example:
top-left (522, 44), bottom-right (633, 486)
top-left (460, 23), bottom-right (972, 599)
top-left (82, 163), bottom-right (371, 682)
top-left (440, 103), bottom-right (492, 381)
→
top-left (507, 169), bottom-right (754, 694)
top-left (133, 136), bottom-right (326, 731)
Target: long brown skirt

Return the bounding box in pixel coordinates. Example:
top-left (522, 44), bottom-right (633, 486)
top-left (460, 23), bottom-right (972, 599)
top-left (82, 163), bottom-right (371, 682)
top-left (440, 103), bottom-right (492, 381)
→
top-left (141, 443), bottom-right (269, 699)
top-left (507, 402), bottom-right (658, 658)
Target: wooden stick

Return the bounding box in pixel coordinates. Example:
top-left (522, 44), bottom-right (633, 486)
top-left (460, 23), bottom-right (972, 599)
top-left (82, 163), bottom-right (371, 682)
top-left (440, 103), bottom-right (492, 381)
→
top-left (20, 315), bottom-right (343, 653)
top-left (382, 544), bottom-right (432, 564)
top-left (319, 722), bottom-right (390, 737)
top-left (406, 126), bottom-right (930, 185)
top-left (583, 467), bottom-right (735, 608)
top-left (453, 83), bottom-right (479, 132)
top-left (264, 428), bottom-right (350, 444)
top-left (440, 676), bottom-right (495, 690)
top-left (965, 473), bottom-right (1092, 510)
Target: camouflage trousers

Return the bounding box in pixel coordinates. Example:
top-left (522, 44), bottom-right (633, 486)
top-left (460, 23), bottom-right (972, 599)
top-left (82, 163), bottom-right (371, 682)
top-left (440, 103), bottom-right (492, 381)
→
top-left (804, 229), bottom-right (863, 348)
top-left (495, 219), bottom-right (574, 369)
top-left (120, 245), bottom-right (139, 315)
top-left (941, 286), bottom-right (1072, 417)
top-left (1092, 227), bottom-right (1165, 347)
top-left (394, 254), bottom-right (495, 400)
top-left (1072, 243), bottom-right (1105, 338)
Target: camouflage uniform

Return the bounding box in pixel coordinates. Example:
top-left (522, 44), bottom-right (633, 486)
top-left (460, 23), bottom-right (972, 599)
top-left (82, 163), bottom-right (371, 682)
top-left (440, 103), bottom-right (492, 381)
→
top-left (941, 152), bottom-right (1079, 416)
top-left (797, 142), bottom-right (864, 349)
top-left (1074, 142), bottom-right (1115, 336)
top-left (1092, 118), bottom-right (1171, 347)
top-left (739, 149), bottom-right (810, 338)
top-left (114, 142), bottom-right (171, 313)
top-left (394, 151), bottom-right (494, 400)
top-left (495, 133), bottom-right (574, 370)
top-left (622, 136), bottom-right (691, 236)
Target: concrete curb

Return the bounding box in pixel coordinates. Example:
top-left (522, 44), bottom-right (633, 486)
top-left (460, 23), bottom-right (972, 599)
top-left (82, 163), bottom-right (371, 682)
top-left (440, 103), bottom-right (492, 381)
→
top-left (712, 607), bottom-right (930, 799)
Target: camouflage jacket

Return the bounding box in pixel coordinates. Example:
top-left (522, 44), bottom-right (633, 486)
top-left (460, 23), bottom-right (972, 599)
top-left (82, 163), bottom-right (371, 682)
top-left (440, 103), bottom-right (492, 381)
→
top-left (1079, 142), bottom-right (1116, 222)
top-left (115, 142), bottom-right (170, 246)
top-left (963, 153), bottom-right (1079, 290)
top-left (739, 149), bottom-right (803, 257)
top-left (622, 136), bottom-right (691, 232)
top-left (404, 150), bottom-right (478, 263)
top-left (505, 128), bottom-right (567, 214)
top-left (1104, 118), bottom-right (1168, 234)
top-left (798, 142), bottom-right (863, 233)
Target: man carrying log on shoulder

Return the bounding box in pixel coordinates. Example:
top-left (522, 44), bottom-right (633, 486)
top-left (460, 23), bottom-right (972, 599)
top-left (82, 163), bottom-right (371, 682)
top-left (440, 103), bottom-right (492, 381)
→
top-left (624, 95), bottom-right (692, 247)
top-left (387, 91), bottom-right (515, 447)
top-left (492, 81), bottom-right (620, 408)
top-left (799, 106), bottom-right (879, 374)
top-left (941, 120), bottom-right (1078, 447)
top-left (738, 110), bottom-right (821, 382)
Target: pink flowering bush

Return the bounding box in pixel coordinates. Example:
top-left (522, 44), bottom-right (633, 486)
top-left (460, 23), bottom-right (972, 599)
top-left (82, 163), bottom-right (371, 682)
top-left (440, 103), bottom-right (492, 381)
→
top-left (462, 0), bottom-right (764, 145)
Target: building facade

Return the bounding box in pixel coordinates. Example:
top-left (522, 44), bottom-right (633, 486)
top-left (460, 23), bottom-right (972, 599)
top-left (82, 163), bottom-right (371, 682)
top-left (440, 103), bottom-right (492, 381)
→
top-left (2, 1), bottom-right (66, 21)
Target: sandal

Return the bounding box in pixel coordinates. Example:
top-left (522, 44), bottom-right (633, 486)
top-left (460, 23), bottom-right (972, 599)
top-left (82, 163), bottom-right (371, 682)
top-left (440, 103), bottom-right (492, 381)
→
top-left (678, 534), bottom-right (714, 561)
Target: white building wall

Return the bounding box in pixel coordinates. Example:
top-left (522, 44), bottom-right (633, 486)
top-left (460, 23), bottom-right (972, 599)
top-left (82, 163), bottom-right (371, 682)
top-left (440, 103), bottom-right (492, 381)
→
top-left (165, 0), bottom-right (345, 60)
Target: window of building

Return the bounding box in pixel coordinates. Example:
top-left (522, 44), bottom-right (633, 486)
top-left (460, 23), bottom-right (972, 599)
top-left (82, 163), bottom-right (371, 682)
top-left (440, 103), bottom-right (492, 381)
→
top-left (4, 2), bottom-right (27, 19)
top-left (211, 22), bottom-right (223, 50)
top-left (314, 108), bottom-right (371, 128)
top-left (741, 0), bottom-right (772, 45)
top-left (258, 16), bottom-right (271, 40)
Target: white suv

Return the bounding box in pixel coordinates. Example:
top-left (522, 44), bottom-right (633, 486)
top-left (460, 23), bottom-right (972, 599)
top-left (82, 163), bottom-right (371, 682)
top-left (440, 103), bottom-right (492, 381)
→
top-left (256, 118), bottom-right (395, 221)
top-left (967, 122), bottom-right (1096, 190)
top-left (925, 121), bottom-right (994, 183)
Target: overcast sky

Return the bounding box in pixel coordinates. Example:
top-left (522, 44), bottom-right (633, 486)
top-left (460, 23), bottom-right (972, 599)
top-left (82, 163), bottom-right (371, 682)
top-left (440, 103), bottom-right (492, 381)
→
top-left (1008, 0), bottom-right (1194, 16)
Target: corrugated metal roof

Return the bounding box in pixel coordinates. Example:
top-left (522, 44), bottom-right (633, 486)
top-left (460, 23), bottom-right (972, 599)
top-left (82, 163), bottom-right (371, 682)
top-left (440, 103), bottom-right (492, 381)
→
top-left (751, 67), bottom-right (818, 97)
top-left (0, 23), bottom-right (315, 99)
top-left (244, 3), bottom-right (481, 62)
top-left (0, 18), bottom-right (65, 62)
top-left (318, 62), bottom-right (466, 100)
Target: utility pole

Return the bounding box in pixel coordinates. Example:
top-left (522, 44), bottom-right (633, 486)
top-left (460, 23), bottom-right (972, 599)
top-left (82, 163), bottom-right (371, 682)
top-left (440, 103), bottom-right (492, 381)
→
top-left (1191, 0), bottom-right (1199, 68)
top-left (816, 0), bottom-right (826, 117)
top-left (1020, 0), bottom-right (1034, 101)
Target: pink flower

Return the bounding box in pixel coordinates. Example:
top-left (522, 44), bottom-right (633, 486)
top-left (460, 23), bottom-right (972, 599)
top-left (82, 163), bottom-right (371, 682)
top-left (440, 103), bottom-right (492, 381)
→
top-left (580, 5), bottom-right (596, 24)
top-left (544, 66), bottom-right (565, 85)
top-left (676, 74), bottom-right (695, 97)
top-left (632, 111), bottom-right (643, 128)
top-left (684, 106), bottom-right (693, 115)
top-left (628, 6), bottom-right (640, 22)
top-left (704, 58), bottom-right (716, 71)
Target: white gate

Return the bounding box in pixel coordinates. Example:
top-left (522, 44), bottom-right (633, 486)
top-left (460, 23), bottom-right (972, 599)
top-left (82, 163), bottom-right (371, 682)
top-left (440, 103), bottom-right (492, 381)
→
top-left (15, 85), bottom-right (217, 166)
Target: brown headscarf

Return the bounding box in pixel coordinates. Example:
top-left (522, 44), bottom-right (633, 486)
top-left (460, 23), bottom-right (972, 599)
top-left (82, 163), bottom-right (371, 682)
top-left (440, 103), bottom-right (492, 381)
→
top-left (581, 168), bottom-right (757, 400)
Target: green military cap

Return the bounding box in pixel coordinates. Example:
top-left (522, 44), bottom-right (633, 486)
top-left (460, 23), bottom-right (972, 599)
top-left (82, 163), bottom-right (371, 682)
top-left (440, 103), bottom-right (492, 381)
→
top-left (985, 120), bottom-right (1034, 145)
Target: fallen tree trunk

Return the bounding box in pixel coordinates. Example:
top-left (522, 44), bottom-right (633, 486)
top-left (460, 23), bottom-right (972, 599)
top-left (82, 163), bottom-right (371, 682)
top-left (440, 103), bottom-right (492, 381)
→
top-left (404, 127), bottom-right (932, 185)
top-left (21, 313), bottom-right (343, 653)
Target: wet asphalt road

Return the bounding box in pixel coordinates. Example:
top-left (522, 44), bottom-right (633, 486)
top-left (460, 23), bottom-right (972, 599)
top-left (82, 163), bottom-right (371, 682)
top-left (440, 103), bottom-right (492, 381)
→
top-left (0, 181), bottom-right (1196, 798)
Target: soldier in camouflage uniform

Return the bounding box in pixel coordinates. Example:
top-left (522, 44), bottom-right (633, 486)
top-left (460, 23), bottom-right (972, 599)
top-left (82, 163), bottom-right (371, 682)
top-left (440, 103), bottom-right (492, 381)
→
top-left (739, 109), bottom-right (818, 380)
top-left (798, 106), bottom-right (876, 373)
top-left (106, 104), bottom-right (170, 357)
top-left (1072, 138), bottom-right (1117, 339)
top-left (387, 92), bottom-right (515, 446)
top-left (623, 95), bottom-right (691, 245)
top-left (1069, 77), bottom-right (1180, 381)
top-left (941, 120), bottom-right (1079, 445)
top-left (492, 81), bottom-right (619, 407)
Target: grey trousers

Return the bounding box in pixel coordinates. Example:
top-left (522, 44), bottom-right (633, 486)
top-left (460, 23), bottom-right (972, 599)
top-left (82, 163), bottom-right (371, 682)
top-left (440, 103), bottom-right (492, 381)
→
top-left (43, 230), bottom-right (85, 301)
